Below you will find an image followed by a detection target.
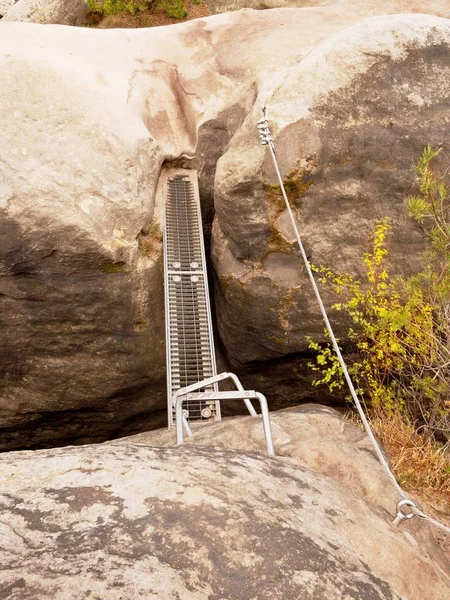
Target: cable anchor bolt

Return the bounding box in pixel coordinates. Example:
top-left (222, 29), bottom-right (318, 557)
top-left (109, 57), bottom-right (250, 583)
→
top-left (257, 107), bottom-right (276, 153)
top-left (392, 499), bottom-right (416, 527)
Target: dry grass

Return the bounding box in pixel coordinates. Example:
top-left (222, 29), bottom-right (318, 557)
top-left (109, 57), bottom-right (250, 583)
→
top-left (367, 410), bottom-right (450, 509)
top-left (371, 409), bottom-right (450, 557)
top-left (347, 408), bottom-right (450, 556)
top-left (347, 408), bottom-right (450, 510)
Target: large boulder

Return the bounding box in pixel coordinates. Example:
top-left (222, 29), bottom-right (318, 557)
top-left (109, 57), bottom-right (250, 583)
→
top-left (1, 410), bottom-right (449, 599)
top-left (0, 24), bottom-right (166, 448)
top-left (1, 0), bottom-right (88, 24)
top-left (121, 403), bottom-right (450, 566)
top-left (212, 13), bottom-right (450, 376)
top-left (0, 13), bottom-right (264, 449)
top-left (204, 0), bottom-right (450, 17)
top-left (2, 7), bottom-right (450, 448)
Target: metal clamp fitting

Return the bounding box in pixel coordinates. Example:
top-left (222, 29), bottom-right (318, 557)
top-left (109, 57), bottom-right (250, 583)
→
top-left (257, 107), bottom-right (275, 151)
top-left (257, 124), bottom-right (272, 145)
top-left (392, 499), bottom-right (416, 527)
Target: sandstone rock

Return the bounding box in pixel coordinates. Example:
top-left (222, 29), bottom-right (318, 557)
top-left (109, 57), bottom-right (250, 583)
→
top-left (127, 404), bottom-right (409, 510)
top-left (212, 13), bottom-right (450, 372)
top-left (0, 13), bottom-right (267, 449)
top-left (0, 0), bottom-right (17, 18)
top-left (204, 0), bottom-right (450, 17)
top-left (120, 404), bottom-right (450, 567)
top-left (2, 0), bottom-right (88, 24)
top-left (0, 23), bottom-right (168, 449)
top-left (2, 8), bottom-right (450, 449)
top-left (0, 8), bottom-right (346, 448)
top-left (1, 418), bottom-right (449, 599)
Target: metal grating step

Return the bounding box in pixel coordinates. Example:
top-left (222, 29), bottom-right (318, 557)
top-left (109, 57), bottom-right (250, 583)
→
top-left (162, 169), bottom-right (221, 427)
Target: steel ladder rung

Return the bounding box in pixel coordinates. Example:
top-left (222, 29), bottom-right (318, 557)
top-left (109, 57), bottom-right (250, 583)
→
top-left (171, 360), bottom-right (208, 365)
top-left (170, 325), bottom-right (209, 331)
top-left (170, 332), bottom-right (210, 337)
top-left (171, 353), bottom-right (212, 358)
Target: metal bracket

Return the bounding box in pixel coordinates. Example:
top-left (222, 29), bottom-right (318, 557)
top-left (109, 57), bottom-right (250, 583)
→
top-left (173, 372), bottom-right (275, 456)
top-left (257, 105), bottom-right (276, 153)
top-left (392, 499), bottom-right (416, 527)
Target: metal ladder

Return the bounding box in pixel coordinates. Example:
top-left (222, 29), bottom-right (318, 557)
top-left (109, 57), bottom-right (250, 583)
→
top-left (162, 168), bottom-right (274, 456)
top-left (163, 169), bottom-right (220, 427)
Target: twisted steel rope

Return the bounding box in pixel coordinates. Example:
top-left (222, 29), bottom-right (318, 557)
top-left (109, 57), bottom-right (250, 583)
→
top-left (258, 106), bottom-right (450, 534)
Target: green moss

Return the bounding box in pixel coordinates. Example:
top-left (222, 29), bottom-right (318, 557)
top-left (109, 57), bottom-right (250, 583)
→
top-left (279, 287), bottom-right (300, 309)
top-left (220, 274), bottom-right (235, 288)
top-left (139, 221), bottom-right (163, 258)
top-left (284, 167), bottom-right (314, 200)
top-left (100, 261), bottom-right (127, 273)
top-left (264, 182), bottom-right (286, 214)
top-left (267, 227), bottom-right (295, 254)
top-left (265, 333), bottom-right (287, 346)
top-left (278, 285), bottom-right (300, 327)
top-left (264, 155), bottom-right (317, 217)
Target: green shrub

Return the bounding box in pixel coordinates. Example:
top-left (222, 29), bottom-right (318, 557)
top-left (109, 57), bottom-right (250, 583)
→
top-left (308, 147), bottom-right (450, 444)
top-left (87, 0), bottom-right (150, 16)
top-left (86, 0), bottom-right (188, 19)
top-left (157, 0), bottom-right (187, 18)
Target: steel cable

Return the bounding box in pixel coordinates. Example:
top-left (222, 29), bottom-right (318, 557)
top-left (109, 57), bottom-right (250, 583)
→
top-left (258, 107), bottom-right (450, 534)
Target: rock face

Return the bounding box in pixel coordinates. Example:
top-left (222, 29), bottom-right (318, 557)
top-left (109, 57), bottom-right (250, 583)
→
top-left (2, 0), bottom-right (88, 24)
top-left (1, 410), bottom-right (449, 599)
top-left (204, 0), bottom-right (450, 17)
top-left (0, 0), bottom-right (17, 18)
top-left (0, 14), bottom-right (260, 449)
top-left (127, 404), bottom-right (415, 512)
top-left (2, 6), bottom-right (450, 448)
top-left (0, 23), bottom-right (167, 448)
top-left (212, 13), bottom-right (450, 372)
top-left (123, 403), bottom-right (450, 566)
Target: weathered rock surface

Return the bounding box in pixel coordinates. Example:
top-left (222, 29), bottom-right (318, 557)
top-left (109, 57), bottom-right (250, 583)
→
top-left (0, 0), bottom-right (17, 18)
top-left (2, 0), bottom-right (88, 24)
top-left (205, 0), bottom-right (450, 17)
top-left (0, 23), bottom-right (167, 449)
top-left (122, 404), bottom-right (450, 566)
top-left (212, 13), bottom-right (450, 371)
top-left (2, 7), bottom-right (450, 448)
top-left (1, 410), bottom-right (449, 599)
top-left (0, 14), bottom-right (257, 449)
top-left (125, 404), bottom-right (410, 510)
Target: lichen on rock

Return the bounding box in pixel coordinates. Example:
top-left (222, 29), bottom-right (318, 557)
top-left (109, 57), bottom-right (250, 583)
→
top-left (0, 407), bottom-right (449, 599)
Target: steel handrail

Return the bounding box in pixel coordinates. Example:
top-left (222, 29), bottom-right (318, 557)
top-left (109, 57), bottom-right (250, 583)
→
top-left (173, 372), bottom-right (275, 456)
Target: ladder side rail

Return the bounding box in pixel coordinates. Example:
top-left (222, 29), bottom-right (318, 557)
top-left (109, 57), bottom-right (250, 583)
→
top-left (190, 175), bottom-right (221, 420)
top-left (163, 178), bottom-right (175, 428)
